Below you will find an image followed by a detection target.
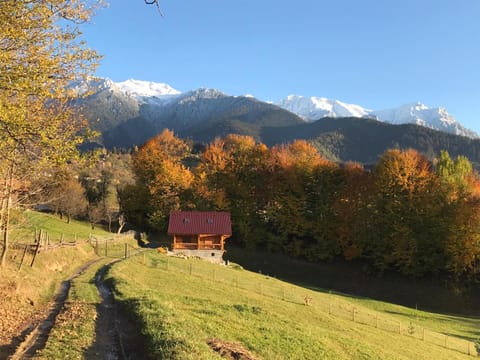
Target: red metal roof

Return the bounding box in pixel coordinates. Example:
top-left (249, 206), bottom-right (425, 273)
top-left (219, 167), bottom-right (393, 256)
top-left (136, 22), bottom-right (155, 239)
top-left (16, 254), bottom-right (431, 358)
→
top-left (168, 211), bottom-right (232, 235)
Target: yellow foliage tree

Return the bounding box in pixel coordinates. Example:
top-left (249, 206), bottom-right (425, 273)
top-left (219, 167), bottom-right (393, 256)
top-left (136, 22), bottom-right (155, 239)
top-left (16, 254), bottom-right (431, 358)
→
top-left (0, 0), bottom-right (102, 266)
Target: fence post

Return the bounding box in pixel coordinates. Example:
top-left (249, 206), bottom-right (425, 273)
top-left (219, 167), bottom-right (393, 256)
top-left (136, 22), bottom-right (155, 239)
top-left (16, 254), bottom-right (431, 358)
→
top-left (124, 243), bottom-right (128, 259)
top-left (30, 241), bottom-right (41, 267)
top-left (375, 315), bottom-right (378, 328)
top-left (143, 252), bottom-right (146, 265)
top-left (61, 233), bottom-right (64, 245)
top-left (444, 335), bottom-right (448, 348)
top-left (352, 308), bottom-right (356, 322)
top-left (18, 245), bottom-right (28, 271)
top-left (105, 240), bottom-right (108, 256)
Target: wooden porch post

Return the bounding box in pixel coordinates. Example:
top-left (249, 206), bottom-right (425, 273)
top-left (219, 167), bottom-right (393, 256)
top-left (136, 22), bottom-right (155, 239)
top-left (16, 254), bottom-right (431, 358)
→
top-left (221, 235), bottom-right (225, 251)
top-left (173, 235), bottom-right (176, 250)
top-left (197, 235), bottom-right (201, 250)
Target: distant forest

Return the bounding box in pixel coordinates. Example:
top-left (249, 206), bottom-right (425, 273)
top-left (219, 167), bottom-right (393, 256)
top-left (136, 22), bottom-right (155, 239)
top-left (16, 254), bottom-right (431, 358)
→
top-left (118, 130), bottom-right (480, 279)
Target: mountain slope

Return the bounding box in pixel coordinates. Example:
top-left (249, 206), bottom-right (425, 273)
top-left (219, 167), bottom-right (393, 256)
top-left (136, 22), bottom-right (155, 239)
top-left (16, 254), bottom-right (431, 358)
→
top-left (262, 117), bottom-right (480, 166)
top-left (74, 78), bottom-right (480, 168)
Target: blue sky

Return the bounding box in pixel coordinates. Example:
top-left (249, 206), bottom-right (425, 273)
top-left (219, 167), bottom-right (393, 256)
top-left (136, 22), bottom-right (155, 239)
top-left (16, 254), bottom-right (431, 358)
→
top-left (81, 0), bottom-right (480, 133)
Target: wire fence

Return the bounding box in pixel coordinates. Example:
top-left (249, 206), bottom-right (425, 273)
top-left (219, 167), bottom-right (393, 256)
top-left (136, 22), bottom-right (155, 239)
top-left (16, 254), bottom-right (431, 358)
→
top-left (5, 229), bottom-right (136, 270)
top-left (125, 253), bottom-right (479, 358)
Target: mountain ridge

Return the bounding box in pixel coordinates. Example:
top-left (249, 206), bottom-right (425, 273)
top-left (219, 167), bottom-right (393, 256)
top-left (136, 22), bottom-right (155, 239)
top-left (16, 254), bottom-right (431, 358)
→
top-left (76, 77), bottom-right (477, 139)
top-left (74, 78), bottom-right (480, 168)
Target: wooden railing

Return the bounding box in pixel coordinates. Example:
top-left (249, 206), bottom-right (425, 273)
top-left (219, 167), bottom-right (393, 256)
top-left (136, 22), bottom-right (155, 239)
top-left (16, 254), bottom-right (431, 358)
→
top-left (173, 243), bottom-right (222, 250)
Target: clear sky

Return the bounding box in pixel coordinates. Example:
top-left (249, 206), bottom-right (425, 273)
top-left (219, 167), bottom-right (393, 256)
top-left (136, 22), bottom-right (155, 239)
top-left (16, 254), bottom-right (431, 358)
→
top-left (81, 0), bottom-right (480, 133)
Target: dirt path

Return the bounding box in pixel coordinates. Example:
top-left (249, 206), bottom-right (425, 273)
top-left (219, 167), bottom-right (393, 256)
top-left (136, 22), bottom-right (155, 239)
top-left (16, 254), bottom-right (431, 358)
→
top-left (5, 259), bottom-right (100, 360)
top-left (4, 258), bottom-right (148, 360)
top-left (86, 261), bottom-right (148, 360)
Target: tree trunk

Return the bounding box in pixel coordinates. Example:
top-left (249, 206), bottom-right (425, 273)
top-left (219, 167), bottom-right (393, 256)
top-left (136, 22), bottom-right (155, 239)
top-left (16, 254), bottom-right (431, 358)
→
top-left (1, 162), bottom-right (15, 267)
top-left (117, 213), bottom-right (126, 234)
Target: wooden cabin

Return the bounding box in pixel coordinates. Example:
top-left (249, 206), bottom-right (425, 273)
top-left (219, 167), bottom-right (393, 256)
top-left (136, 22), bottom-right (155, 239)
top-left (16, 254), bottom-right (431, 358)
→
top-left (167, 211), bottom-right (232, 262)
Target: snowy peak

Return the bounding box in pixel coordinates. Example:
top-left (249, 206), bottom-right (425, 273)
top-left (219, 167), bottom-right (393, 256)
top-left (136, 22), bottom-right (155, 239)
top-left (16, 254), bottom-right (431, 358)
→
top-left (116, 79), bottom-right (181, 99)
top-left (372, 103), bottom-right (477, 138)
top-left (276, 95), bottom-right (372, 121)
top-left (276, 96), bottom-right (478, 139)
top-left (179, 88), bottom-right (227, 102)
top-left (77, 78), bottom-right (478, 139)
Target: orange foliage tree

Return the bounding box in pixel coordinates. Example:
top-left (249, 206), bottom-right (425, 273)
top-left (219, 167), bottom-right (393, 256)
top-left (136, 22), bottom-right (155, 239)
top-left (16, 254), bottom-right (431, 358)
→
top-left (129, 129), bottom-right (193, 231)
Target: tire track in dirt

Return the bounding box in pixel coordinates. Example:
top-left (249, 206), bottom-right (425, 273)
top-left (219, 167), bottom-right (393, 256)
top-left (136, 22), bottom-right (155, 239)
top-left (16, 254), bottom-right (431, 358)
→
top-left (5, 256), bottom-right (149, 360)
top-left (6, 259), bottom-right (100, 360)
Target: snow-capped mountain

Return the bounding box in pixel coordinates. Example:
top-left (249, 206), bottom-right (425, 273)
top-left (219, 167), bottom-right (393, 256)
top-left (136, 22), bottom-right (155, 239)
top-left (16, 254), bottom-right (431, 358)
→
top-left (371, 103), bottom-right (479, 139)
top-left (116, 79), bottom-right (181, 98)
top-left (276, 95), bottom-right (372, 120)
top-left (276, 96), bottom-right (478, 139)
top-left (76, 78), bottom-right (478, 147)
top-left (75, 78), bottom-right (304, 148)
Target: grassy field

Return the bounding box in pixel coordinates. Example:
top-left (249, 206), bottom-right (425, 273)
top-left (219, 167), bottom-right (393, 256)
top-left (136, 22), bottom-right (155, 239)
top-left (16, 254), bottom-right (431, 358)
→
top-left (107, 251), bottom-right (479, 359)
top-left (0, 211), bottom-right (116, 349)
top-left (10, 209), bottom-right (113, 244)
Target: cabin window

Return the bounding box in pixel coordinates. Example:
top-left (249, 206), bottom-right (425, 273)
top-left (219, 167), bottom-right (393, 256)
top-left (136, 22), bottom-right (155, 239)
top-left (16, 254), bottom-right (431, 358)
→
top-left (207, 218), bottom-right (213, 224)
top-left (211, 253), bottom-right (215, 256)
top-left (183, 218), bottom-right (190, 224)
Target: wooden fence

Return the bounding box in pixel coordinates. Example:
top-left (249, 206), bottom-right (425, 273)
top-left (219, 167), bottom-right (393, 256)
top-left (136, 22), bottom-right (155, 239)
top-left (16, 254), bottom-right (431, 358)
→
top-left (8, 229), bottom-right (136, 269)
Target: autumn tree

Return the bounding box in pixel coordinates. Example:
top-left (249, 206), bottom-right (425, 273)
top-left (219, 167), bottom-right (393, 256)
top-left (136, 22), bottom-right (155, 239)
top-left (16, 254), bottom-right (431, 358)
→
top-left (265, 140), bottom-right (339, 259)
top-left (129, 129), bottom-right (193, 231)
top-left (436, 151), bottom-right (480, 276)
top-left (332, 162), bottom-right (372, 260)
top-left (0, 0), bottom-right (101, 266)
top-left (194, 135), bottom-right (269, 248)
top-left (365, 149), bottom-right (447, 275)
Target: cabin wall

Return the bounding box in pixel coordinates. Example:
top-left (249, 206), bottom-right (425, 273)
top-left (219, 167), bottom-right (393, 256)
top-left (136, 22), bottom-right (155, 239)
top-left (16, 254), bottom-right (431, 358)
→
top-left (172, 249), bottom-right (226, 264)
top-left (172, 234), bottom-right (225, 250)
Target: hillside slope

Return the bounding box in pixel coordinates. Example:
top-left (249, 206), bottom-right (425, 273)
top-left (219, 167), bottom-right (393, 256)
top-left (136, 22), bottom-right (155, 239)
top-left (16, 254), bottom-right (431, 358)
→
top-left (107, 252), bottom-right (478, 359)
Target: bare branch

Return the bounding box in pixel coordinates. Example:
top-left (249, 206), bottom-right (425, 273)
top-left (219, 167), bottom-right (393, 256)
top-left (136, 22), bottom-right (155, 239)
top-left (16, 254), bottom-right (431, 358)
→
top-left (144, 0), bottom-right (164, 17)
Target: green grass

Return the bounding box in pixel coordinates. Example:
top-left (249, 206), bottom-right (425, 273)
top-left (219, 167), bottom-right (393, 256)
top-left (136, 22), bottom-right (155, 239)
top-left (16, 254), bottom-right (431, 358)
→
top-left (10, 210), bottom-right (112, 244)
top-left (107, 252), bottom-right (478, 359)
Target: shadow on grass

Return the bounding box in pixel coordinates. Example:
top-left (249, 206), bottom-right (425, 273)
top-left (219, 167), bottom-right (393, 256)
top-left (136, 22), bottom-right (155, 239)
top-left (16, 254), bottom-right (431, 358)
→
top-left (225, 246), bottom-right (480, 317)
